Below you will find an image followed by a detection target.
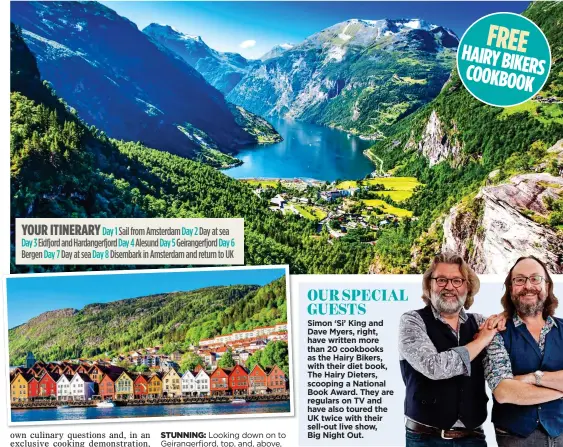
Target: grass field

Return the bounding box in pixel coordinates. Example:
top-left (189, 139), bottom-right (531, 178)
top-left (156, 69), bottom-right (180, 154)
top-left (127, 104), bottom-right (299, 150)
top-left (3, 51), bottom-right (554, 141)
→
top-left (371, 190), bottom-right (412, 202)
top-left (336, 177), bottom-right (421, 203)
top-left (362, 199), bottom-right (413, 217)
top-left (499, 100), bottom-right (563, 125)
top-left (294, 205), bottom-right (327, 221)
top-left (241, 179), bottom-right (280, 188)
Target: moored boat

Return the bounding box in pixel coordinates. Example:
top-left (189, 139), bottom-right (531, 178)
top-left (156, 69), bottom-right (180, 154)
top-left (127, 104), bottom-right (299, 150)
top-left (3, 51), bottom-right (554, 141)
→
top-left (96, 399), bottom-right (116, 408)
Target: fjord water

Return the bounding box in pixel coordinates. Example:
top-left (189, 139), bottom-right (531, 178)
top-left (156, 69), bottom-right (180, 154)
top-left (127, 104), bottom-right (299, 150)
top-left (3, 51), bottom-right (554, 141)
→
top-left (225, 118), bottom-right (375, 181)
top-left (11, 401), bottom-right (290, 422)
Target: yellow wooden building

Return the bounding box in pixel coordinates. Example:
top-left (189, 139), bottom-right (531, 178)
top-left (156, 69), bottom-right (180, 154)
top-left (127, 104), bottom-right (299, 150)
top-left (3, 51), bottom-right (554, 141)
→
top-left (115, 372), bottom-right (135, 400)
top-left (147, 374), bottom-right (163, 398)
top-left (11, 372), bottom-right (30, 402)
top-left (162, 369), bottom-right (182, 397)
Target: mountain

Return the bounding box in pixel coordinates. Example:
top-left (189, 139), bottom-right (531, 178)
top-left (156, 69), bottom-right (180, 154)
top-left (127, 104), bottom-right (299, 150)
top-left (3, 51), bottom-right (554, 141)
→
top-left (365, 2), bottom-right (563, 273)
top-left (143, 23), bottom-right (253, 95)
top-left (260, 43), bottom-right (294, 61)
top-left (10, 1), bottom-right (279, 167)
top-left (9, 278), bottom-right (287, 365)
top-left (227, 18), bottom-right (458, 138)
top-left (10, 22), bottom-right (374, 276)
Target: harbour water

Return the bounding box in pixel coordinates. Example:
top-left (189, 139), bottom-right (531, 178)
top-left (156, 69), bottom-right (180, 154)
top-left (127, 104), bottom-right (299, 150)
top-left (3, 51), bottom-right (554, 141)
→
top-left (11, 400), bottom-right (290, 422)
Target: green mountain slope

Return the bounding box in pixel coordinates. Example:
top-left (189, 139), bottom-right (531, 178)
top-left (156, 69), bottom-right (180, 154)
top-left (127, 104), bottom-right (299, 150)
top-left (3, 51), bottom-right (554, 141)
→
top-left (365, 2), bottom-right (563, 272)
top-left (10, 23), bottom-right (374, 275)
top-left (9, 278), bottom-right (287, 365)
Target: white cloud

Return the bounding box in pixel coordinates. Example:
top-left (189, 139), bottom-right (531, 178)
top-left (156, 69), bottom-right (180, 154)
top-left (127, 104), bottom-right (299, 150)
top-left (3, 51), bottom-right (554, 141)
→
top-left (239, 39), bottom-right (257, 49)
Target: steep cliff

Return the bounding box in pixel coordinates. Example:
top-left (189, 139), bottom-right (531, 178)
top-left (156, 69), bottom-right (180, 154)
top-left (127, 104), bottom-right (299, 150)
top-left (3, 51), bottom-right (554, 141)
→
top-left (442, 172), bottom-right (563, 274)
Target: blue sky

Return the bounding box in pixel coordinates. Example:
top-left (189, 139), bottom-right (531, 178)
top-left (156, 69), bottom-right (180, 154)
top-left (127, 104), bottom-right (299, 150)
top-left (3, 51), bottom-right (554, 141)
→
top-left (101, 1), bottom-right (528, 59)
top-left (7, 268), bottom-right (286, 328)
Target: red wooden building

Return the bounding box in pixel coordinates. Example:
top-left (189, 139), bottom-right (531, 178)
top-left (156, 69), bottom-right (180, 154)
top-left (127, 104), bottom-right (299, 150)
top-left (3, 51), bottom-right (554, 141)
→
top-left (228, 365), bottom-right (249, 395)
top-left (266, 366), bottom-right (287, 393)
top-left (99, 373), bottom-right (120, 399)
top-left (28, 376), bottom-right (39, 399)
top-left (38, 372), bottom-right (59, 398)
top-left (248, 365), bottom-right (268, 395)
top-left (134, 374), bottom-right (149, 399)
top-left (210, 368), bottom-right (230, 395)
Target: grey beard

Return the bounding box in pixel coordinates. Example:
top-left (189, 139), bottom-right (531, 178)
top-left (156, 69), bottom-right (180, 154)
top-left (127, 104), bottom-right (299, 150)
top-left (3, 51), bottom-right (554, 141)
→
top-left (430, 290), bottom-right (467, 315)
top-left (513, 292), bottom-right (545, 317)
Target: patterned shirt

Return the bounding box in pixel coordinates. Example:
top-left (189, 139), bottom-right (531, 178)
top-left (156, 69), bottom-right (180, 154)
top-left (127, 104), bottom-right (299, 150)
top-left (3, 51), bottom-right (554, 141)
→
top-left (399, 306), bottom-right (485, 379)
top-left (484, 314), bottom-right (557, 391)
top-left (399, 306), bottom-right (486, 428)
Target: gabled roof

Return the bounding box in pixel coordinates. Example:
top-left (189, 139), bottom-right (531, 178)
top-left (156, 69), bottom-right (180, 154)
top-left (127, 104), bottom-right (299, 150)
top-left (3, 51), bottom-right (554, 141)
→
top-left (249, 364), bottom-right (266, 375)
top-left (100, 372), bottom-right (121, 383)
top-left (230, 365), bottom-right (249, 375)
top-left (56, 374), bottom-right (74, 383)
top-left (40, 371), bottom-right (61, 383)
top-left (11, 372), bottom-right (33, 384)
top-left (195, 369), bottom-right (210, 378)
top-left (212, 367), bottom-right (233, 376)
top-left (75, 373), bottom-right (94, 383)
top-left (134, 373), bottom-right (149, 383)
top-left (148, 373), bottom-right (163, 383)
top-left (116, 371), bottom-right (137, 382)
top-left (163, 368), bottom-right (180, 378)
top-left (181, 370), bottom-right (196, 379)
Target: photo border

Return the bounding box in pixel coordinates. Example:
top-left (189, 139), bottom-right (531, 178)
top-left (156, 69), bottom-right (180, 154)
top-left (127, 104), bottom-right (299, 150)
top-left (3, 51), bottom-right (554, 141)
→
top-left (3, 264), bottom-right (294, 426)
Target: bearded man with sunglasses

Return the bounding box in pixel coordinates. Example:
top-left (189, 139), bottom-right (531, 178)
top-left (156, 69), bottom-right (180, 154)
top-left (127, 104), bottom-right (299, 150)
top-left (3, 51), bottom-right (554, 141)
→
top-left (484, 256), bottom-right (563, 447)
top-left (399, 252), bottom-right (505, 446)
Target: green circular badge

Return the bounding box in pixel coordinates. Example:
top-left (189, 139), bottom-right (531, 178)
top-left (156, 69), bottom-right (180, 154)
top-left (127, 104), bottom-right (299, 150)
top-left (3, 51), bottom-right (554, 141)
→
top-left (457, 12), bottom-right (551, 107)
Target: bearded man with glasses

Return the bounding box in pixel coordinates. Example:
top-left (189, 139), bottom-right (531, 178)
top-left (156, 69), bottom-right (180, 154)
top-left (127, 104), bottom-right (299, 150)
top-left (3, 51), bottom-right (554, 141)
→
top-left (484, 255), bottom-right (563, 447)
top-left (399, 252), bottom-right (506, 446)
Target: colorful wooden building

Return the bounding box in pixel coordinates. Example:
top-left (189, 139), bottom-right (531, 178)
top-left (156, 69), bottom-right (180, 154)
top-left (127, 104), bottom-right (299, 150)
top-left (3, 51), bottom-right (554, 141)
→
top-left (133, 374), bottom-right (149, 399)
top-left (38, 372), bottom-right (59, 398)
top-left (266, 365), bottom-right (287, 393)
top-left (181, 370), bottom-right (197, 396)
top-left (162, 368), bottom-right (182, 397)
top-left (99, 373), bottom-right (120, 400)
top-left (195, 369), bottom-right (210, 396)
top-left (248, 365), bottom-right (268, 395)
top-left (210, 368), bottom-right (230, 396)
top-left (229, 365), bottom-right (249, 395)
top-left (56, 374), bottom-right (73, 400)
top-left (28, 376), bottom-right (39, 400)
top-left (115, 372), bottom-right (135, 400)
top-left (147, 373), bottom-right (163, 398)
top-left (11, 372), bottom-right (32, 402)
top-left (70, 373), bottom-right (96, 401)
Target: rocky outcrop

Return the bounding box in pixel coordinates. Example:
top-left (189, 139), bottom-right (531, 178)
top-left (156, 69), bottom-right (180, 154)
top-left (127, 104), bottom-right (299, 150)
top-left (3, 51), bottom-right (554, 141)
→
top-left (442, 173), bottom-right (563, 274)
top-left (416, 110), bottom-right (461, 166)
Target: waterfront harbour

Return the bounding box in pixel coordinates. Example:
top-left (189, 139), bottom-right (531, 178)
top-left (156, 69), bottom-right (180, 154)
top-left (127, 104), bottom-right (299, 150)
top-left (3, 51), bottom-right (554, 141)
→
top-left (12, 400), bottom-right (290, 422)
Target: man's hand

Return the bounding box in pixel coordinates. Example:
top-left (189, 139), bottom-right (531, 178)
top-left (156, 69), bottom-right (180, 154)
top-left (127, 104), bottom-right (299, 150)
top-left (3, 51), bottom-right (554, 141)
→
top-left (467, 321), bottom-right (499, 360)
top-left (479, 313), bottom-right (507, 332)
top-left (474, 323), bottom-right (499, 346)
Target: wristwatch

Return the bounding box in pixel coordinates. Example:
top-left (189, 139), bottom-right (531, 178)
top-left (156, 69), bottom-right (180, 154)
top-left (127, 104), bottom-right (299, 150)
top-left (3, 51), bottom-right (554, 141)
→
top-left (534, 370), bottom-right (544, 386)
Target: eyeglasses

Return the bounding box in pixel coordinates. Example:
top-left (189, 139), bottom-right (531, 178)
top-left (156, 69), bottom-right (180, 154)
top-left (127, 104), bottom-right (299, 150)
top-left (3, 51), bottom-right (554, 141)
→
top-left (512, 275), bottom-right (545, 286)
top-left (431, 277), bottom-right (466, 288)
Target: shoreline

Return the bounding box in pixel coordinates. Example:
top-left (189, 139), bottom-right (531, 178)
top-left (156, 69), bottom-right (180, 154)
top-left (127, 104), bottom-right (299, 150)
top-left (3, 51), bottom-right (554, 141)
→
top-left (11, 394), bottom-right (290, 410)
